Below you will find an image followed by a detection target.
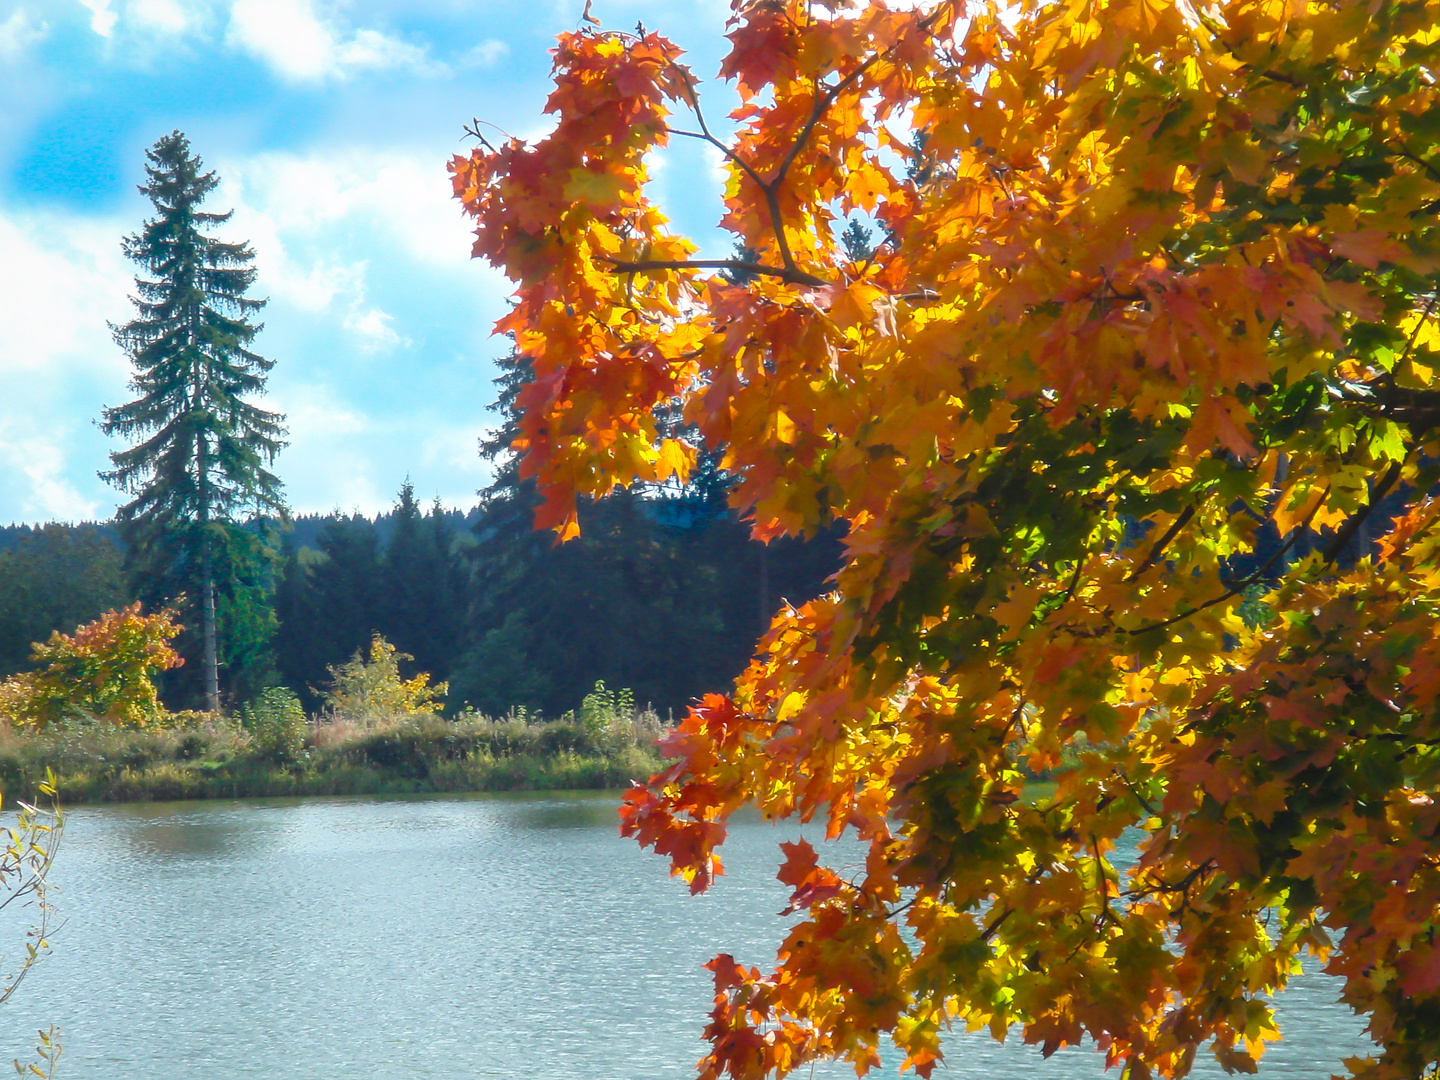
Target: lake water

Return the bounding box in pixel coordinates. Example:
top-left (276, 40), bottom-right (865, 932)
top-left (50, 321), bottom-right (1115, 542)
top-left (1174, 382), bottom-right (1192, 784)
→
top-left (2, 792), bottom-right (1370, 1078)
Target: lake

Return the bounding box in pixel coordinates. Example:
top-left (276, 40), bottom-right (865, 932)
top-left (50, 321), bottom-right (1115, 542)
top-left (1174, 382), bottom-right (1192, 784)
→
top-left (2, 792), bottom-right (1370, 1078)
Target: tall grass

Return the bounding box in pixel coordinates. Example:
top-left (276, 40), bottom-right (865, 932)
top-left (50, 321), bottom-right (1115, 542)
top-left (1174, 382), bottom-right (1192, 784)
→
top-left (0, 703), bottom-right (667, 807)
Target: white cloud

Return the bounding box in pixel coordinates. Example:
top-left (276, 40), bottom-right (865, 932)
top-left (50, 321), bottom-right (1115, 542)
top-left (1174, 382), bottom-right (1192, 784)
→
top-left (0, 213), bottom-right (131, 380)
top-left (284, 384), bottom-right (374, 439)
top-left (460, 38), bottom-right (507, 68)
top-left (214, 150), bottom-right (463, 358)
top-left (278, 384), bottom-right (386, 512)
top-left (129, 0), bottom-right (189, 34)
top-left (344, 302), bottom-right (405, 351)
top-left (209, 147), bottom-right (507, 512)
top-left (221, 148), bottom-right (479, 272)
top-left (0, 7), bottom-right (47, 57)
top-left (0, 426), bottom-right (102, 522)
top-left (77, 0), bottom-right (118, 36)
top-left (226, 0), bottom-right (435, 82)
top-left (420, 422), bottom-right (490, 476)
top-left (0, 207), bottom-right (135, 522)
top-left (334, 26), bottom-right (428, 71)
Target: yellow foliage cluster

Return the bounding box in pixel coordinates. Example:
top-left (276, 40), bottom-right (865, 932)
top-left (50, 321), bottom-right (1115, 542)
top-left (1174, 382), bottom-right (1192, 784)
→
top-left (322, 634), bottom-right (447, 722)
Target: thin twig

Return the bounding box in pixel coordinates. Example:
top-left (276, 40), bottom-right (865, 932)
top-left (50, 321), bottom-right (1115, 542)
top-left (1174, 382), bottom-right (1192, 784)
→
top-left (1114, 767), bottom-right (1159, 817)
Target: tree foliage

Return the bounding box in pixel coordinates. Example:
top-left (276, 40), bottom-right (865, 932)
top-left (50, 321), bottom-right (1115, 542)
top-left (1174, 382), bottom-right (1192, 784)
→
top-left (0, 605), bottom-right (182, 730)
top-left (453, 1), bottom-right (1440, 1077)
top-left (101, 130), bottom-right (287, 711)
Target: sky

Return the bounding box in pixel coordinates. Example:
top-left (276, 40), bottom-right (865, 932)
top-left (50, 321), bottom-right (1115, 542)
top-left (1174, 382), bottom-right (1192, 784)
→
top-left (0, 0), bottom-right (742, 523)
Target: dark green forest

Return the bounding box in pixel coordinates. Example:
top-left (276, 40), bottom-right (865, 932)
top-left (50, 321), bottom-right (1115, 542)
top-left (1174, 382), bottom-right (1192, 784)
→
top-left (0, 354), bottom-right (842, 720)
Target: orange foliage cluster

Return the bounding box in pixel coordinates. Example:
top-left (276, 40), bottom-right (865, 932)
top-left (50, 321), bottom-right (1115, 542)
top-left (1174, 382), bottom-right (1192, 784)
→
top-left (0, 603), bottom-right (182, 730)
top-left (454, 0), bottom-right (1440, 1077)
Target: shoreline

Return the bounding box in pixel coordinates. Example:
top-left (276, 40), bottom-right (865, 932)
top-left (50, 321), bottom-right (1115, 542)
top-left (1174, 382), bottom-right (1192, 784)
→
top-left (0, 714), bottom-right (665, 809)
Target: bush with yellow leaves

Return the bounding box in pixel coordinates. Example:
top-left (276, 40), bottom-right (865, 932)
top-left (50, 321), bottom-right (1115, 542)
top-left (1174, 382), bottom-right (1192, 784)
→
top-left (0, 604), bottom-right (182, 730)
top-left (321, 634), bottom-right (446, 725)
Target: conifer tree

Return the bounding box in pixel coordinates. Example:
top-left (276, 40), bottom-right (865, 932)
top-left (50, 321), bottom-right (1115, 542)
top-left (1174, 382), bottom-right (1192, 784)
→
top-left (101, 131), bottom-right (287, 712)
top-left (477, 342), bottom-right (533, 505)
top-left (377, 481), bottom-right (461, 682)
top-left (307, 513), bottom-right (382, 679)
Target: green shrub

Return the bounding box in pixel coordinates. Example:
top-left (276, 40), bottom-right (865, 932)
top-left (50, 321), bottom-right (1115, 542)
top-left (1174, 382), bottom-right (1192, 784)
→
top-left (536, 720), bottom-right (586, 755)
top-left (575, 682), bottom-right (663, 754)
top-left (242, 687), bottom-right (307, 764)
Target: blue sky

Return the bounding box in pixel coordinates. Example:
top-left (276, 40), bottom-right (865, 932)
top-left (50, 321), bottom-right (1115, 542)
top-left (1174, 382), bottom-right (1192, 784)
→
top-left (0, 0), bottom-right (740, 522)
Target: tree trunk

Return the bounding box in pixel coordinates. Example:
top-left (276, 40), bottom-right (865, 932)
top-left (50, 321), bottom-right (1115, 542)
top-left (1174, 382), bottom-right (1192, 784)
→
top-left (201, 549), bottom-right (220, 713)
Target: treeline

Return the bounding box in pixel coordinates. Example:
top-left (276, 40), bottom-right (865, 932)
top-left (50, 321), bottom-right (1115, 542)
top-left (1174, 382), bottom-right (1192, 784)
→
top-left (0, 495), bottom-right (838, 718)
top-left (0, 378), bottom-right (842, 720)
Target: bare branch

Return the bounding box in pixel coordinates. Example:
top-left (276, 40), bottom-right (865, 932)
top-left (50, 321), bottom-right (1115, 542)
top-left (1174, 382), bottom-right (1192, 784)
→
top-left (664, 120), bottom-right (769, 197)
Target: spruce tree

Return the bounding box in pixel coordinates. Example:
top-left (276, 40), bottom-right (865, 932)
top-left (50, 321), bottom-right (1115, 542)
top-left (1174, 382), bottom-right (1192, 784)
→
top-left (307, 513), bottom-right (382, 678)
top-left (101, 131), bottom-right (287, 712)
top-left (377, 482), bottom-right (461, 682)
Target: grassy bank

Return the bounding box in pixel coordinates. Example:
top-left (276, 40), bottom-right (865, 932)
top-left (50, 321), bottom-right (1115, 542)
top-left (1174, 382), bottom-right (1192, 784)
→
top-left (0, 710), bottom-right (666, 807)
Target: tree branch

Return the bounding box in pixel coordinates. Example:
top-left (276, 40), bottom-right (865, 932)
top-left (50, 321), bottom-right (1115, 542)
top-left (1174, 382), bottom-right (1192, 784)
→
top-left (772, 4), bottom-right (947, 195)
top-left (602, 257), bottom-right (830, 288)
top-left (663, 6), bottom-right (948, 281)
top-left (1395, 142), bottom-right (1440, 185)
top-left (1124, 505), bottom-right (1196, 584)
top-left (1125, 486), bottom-right (1330, 637)
top-left (981, 906), bottom-right (1014, 943)
top-left (1112, 767), bottom-right (1159, 816)
top-left (1320, 459), bottom-right (1403, 563)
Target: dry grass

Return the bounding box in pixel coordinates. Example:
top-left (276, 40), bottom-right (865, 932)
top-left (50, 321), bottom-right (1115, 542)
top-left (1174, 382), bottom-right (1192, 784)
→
top-left (0, 705), bottom-right (666, 807)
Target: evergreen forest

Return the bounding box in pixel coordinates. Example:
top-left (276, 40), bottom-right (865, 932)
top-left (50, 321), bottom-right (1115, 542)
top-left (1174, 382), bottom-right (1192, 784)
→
top-left (0, 461), bottom-right (842, 721)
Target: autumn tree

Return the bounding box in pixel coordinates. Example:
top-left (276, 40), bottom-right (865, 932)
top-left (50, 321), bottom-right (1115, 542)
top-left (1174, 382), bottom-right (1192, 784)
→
top-left (0, 604), bottom-right (182, 730)
top-left (102, 130), bottom-right (288, 713)
top-left (452, 1), bottom-right (1440, 1078)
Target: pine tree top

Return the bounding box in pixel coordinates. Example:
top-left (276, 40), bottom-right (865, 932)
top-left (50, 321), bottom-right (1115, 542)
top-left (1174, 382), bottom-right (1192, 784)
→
top-left (101, 130), bottom-right (288, 539)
